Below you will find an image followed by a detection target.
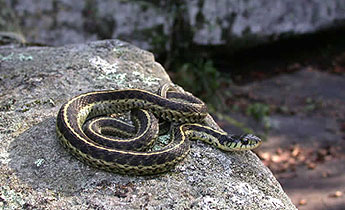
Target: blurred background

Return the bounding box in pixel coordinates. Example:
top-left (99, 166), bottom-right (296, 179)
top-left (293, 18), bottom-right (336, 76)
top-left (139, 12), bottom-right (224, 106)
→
top-left (1, 0), bottom-right (344, 209)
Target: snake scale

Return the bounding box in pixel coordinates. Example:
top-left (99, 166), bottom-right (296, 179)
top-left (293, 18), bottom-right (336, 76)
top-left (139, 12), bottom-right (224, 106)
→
top-left (56, 84), bottom-right (261, 175)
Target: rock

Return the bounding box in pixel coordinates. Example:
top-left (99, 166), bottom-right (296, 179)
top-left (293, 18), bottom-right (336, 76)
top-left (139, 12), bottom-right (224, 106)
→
top-left (2, 0), bottom-right (345, 50)
top-left (0, 40), bottom-right (296, 209)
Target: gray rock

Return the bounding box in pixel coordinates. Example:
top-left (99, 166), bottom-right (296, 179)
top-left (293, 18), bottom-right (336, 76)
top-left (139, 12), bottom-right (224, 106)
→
top-left (0, 40), bottom-right (296, 209)
top-left (2, 0), bottom-right (345, 50)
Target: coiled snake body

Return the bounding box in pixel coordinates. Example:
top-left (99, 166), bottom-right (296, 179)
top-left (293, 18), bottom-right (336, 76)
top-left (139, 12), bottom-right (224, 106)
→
top-left (56, 84), bottom-right (261, 175)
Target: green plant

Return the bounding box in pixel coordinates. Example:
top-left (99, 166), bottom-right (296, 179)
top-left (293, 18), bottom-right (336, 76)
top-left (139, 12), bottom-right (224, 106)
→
top-left (246, 103), bottom-right (270, 121)
top-left (174, 59), bottom-right (221, 103)
top-left (245, 102), bottom-right (271, 139)
top-left (246, 102), bottom-right (270, 129)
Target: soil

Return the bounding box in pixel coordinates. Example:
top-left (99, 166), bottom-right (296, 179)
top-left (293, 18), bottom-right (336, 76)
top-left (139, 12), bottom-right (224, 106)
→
top-left (215, 44), bottom-right (345, 209)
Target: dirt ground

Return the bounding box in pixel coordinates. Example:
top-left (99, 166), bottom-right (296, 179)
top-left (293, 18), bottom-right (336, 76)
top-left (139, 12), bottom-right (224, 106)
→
top-left (218, 52), bottom-right (345, 209)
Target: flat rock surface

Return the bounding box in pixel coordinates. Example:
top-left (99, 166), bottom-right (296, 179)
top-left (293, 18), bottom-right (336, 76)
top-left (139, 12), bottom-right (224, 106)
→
top-left (0, 40), bottom-right (296, 209)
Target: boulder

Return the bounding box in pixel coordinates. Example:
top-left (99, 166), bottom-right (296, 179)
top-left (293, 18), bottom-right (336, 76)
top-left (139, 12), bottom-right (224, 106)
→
top-left (2, 0), bottom-right (345, 50)
top-left (0, 40), bottom-right (296, 209)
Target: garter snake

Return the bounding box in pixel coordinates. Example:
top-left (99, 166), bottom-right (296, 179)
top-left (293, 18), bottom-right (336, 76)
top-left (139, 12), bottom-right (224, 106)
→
top-left (56, 84), bottom-right (261, 175)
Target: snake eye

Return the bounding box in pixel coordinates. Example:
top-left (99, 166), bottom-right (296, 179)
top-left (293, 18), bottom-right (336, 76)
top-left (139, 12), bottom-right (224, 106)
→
top-left (241, 137), bottom-right (249, 145)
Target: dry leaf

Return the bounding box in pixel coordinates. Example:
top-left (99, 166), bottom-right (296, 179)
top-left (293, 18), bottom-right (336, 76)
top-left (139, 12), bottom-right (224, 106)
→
top-left (271, 155), bottom-right (281, 163)
top-left (330, 191), bottom-right (343, 198)
top-left (298, 155), bottom-right (306, 162)
top-left (307, 162), bottom-right (316, 169)
top-left (291, 146), bottom-right (300, 157)
top-left (298, 199), bottom-right (307, 205)
top-left (259, 152), bottom-right (271, 161)
top-left (288, 158), bottom-right (296, 165)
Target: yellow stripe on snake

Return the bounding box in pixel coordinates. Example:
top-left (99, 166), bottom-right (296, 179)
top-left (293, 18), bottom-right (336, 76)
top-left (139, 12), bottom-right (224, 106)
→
top-left (56, 84), bottom-right (261, 175)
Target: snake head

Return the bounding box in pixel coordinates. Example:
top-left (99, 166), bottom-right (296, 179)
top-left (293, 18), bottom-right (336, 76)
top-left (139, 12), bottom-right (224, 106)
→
top-left (238, 134), bottom-right (262, 150)
top-left (220, 133), bottom-right (262, 151)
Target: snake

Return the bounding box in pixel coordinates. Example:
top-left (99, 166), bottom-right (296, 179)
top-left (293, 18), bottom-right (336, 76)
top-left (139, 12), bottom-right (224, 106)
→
top-left (56, 84), bottom-right (261, 175)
